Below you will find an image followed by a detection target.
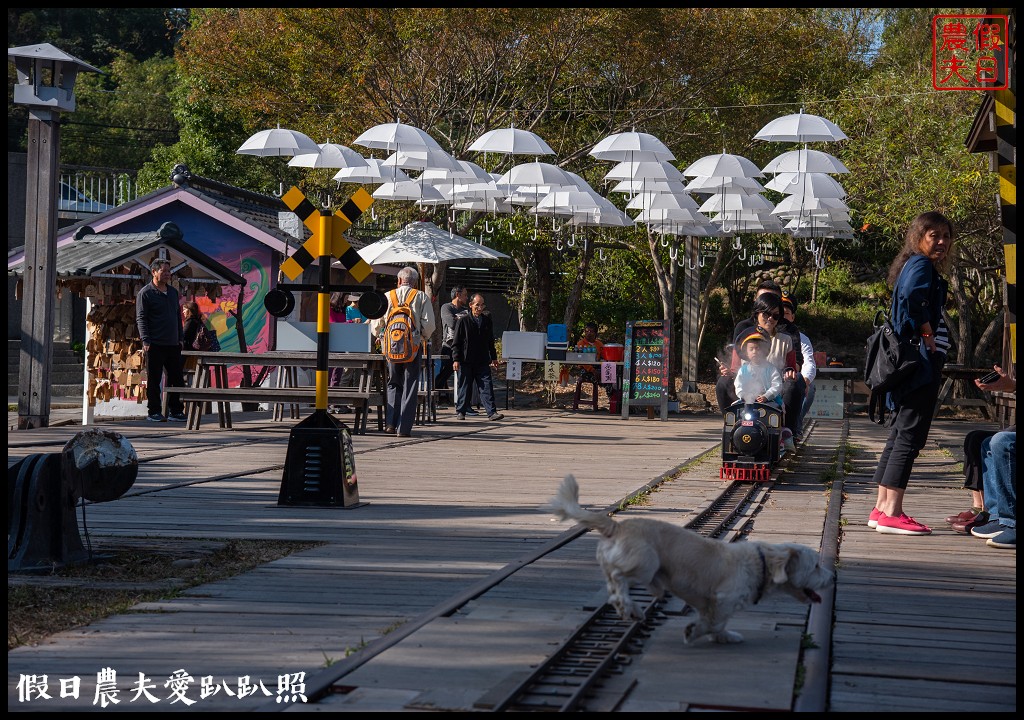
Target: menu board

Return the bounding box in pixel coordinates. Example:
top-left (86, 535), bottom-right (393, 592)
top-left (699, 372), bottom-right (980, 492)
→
top-left (621, 320), bottom-right (670, 420)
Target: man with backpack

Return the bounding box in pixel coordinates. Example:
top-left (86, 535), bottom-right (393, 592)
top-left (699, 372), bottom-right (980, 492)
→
top-left (371, 266), bottom-right (436, 437)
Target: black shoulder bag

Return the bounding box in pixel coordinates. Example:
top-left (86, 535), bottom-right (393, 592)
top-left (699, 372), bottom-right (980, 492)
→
top-left (864, 309), bottom-right (923, 424)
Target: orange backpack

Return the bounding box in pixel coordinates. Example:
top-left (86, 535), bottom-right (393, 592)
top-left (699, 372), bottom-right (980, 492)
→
top-left (381, 288), bottom-right (420, 363)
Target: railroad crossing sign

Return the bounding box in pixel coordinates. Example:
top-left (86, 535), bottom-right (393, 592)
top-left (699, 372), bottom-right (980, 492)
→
top-left (279, 186), bottom-right (374, 281)
top-left (275, 186), bottom-right (374, 509)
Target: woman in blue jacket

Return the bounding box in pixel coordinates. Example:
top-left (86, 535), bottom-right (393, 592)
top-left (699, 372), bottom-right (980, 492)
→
top-left (868, 211), bottom-right (954, 536)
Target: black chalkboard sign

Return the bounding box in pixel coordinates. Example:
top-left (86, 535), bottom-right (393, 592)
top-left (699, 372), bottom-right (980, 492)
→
top-left (621, 320), bottom-right (670, 420)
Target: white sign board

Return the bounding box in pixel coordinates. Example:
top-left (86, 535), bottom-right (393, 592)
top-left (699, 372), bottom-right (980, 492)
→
top-left (505, 359), bottom-right (522, 381)
top-left (808, 378), bottom-right (845, 419)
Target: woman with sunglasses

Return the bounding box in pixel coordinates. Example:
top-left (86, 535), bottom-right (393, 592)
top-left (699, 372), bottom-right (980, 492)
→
top-left (716, 292), bottom-right (803, 450)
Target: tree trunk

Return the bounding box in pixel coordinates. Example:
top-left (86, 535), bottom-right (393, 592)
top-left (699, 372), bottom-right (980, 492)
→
top-left (561, 239), bottom-right (595, 333)
top-left (514, 256), bottom-right (530, 331)
top-left (534, 246), bottom-right (553, 332)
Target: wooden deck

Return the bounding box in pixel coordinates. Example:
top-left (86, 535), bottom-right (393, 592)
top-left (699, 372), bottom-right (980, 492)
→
top-left (6, 408), bottom-right (1015, 712)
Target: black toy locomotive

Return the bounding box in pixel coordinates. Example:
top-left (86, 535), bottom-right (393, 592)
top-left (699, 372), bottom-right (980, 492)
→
top-left (720, 400), bottom-right (784, 481)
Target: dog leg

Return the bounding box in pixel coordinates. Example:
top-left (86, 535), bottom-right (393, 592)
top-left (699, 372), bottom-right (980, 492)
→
top-left (712, 629), bottom-right (744, 644)
top-left (604, 570), bottom-right (642, 621)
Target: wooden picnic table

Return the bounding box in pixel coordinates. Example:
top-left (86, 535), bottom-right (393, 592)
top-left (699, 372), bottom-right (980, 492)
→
top-left (169, 351), bottom-right (388, 433)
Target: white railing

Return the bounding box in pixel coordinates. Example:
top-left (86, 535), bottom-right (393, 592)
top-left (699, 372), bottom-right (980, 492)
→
top-left (59, 168), bottom-right (139, 214)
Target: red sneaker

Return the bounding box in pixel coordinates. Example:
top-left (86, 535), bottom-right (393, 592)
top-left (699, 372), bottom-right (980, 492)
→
top-left (868, 507), bottom-right (882, 529)
top-left (876, 513), bottom-right (931, 535)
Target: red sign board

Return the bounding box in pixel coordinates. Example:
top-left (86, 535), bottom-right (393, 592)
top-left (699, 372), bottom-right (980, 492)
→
top-left (932, 14), bottom-right (1010, 91)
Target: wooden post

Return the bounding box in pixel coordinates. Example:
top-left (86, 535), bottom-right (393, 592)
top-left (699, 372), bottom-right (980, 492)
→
top-left (17, 110), bottom-right (60, 429)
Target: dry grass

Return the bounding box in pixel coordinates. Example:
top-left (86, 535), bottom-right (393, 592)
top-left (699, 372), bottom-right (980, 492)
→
top-left (8, 538), bottom-right (321, 650)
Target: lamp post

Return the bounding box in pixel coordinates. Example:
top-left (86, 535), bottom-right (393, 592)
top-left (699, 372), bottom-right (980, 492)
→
top-left (8, 43), bottom-right (100, 429)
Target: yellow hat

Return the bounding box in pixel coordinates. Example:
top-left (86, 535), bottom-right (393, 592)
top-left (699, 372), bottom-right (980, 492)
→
top-left (740, 329), bottom-right (769, 346)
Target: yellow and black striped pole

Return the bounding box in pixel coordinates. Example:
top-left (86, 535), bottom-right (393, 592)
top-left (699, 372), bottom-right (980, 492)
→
top-left (995, 82), bottom-right (1015, 364)
top-left (316, 211), bottom-right (332, 411)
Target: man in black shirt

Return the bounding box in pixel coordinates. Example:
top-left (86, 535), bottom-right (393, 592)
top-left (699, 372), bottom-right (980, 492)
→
top-left (136, 258), bottom-right (187, 422)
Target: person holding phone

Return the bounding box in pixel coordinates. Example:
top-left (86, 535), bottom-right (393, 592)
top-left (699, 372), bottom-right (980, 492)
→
top-left (965, 365), bottom-right (1016, 549)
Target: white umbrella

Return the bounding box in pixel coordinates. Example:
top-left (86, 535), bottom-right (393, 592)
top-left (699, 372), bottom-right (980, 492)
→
top-left (382, 147), bottom-right (463, 171)
top-left (372, 179), bottom-right (448, 202)
top-left (534, 189), bottom-right (603, 217)
top-left (496, 162), bottom-right (574, 189)
top-left (754, 110), bottom-right (847, 143)
top-left (469, 127), bottom-right (555, 156)
top-left (590, 131), bottom-right (675, 162)
top-left (765, 172), bottom-right (846, 198)
top-left (236, 126), bottom-right (321, 157)
top-left (635, 207), bottom-right (710, 225)
top-left (421, 160), bottom-right (491, 184)
top-left (353, 121), bottom-right (443, 151)
top-left (684, 153), bottom-right (763, 178)
top-left (698, 192), bottom-right (774, 213)
top-left (357, 221), bottom-right (510, 264)
top-left (684, 175), bottom-right (766, 194)
top-left (772, 195), bottom-right (848, 216)
top-left (287, 143), bottom-right (367, 169)
top-left (763, 148), bottom-right (849, 174)
top-left (605, 160), bottom-right (684, 182)
top-left (569, 203), bottom-right (635, 228)
top-left (609, 179), bottom-right (689, 196)
top-left (625, 191), bottom-right (700, 211)
top-left (334, 158), bottom-right (410, 185)
top-left (450, 197), bottom-right (515, 214)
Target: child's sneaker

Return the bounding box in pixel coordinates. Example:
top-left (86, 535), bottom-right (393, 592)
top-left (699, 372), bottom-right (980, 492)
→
top-left (867, 507), bottom-right (882, 529)
top-left (875, 512), bottom-right (931, 535)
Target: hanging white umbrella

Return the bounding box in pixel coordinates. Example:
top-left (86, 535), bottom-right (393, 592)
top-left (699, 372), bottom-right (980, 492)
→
top-left (609, 179), bottom-right (689, 196)
top-left (421, 160), bottom-right (491, 184)
top-left (569, 203), bottom-right (635, 228)
top-left (450, 197), bottom-right (515, 214)
top-left (357, 221), bottom-right (510, 264)
top-left (382, 147), bottom-right (463, 171)
top-left (604, 160), bottom-right (684, 182)
top-left (534, 189), bottom-right (603, 217)
top-left (236, 126), bottom-right (321, 157)
top-left (469, 127), bottom-right (555, 156)
top-left (635, 207), bottom-right (710, 225)
top-left (754, 110), bottom-right (847, 143)
top-left (764, 172), bottom-right (847, 198)
top-left (772, 195), bottom-right (848, 216)
top-left (698, 192), bottom-right (774, 213)
top-left (372, 179), bottom-right (448, 202)
top-left (684, 153), bottom-right (763, 179)
top-left (590, 131), bottom-right (675, 162)
top-left (287, 143), bottom-right (367, 169)
top-left (684, 175), bottom-right (766, 194)
top-left (353, 121), bottom-right (443, 152)
top-left (334, 158), bottom-right (411, 185)
top-left (763, 148), bottom-right (849, 174)
top-left (625, 191), bottom-right (700, 212)
top-left (496, 162), bottom-right (574, 189)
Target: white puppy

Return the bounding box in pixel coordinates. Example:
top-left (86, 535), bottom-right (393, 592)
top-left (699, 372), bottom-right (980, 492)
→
top-left (548, 475), bottom-right (833, 644)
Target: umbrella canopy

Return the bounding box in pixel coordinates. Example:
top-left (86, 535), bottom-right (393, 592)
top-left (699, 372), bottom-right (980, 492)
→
top-left (450, 197), bottom-right (515, 214)
top-left (684, 153), bottom-right (763, 178)
top-left (754, 110), bottom-right (848, 143)
top-left (382, 147), bottom-right (462, 171)
top-left (353, 122), bottom-right (443, 152)
top-left (698, 192), bottom-right (774, 213)
top-left (763, 148), bottom-right (850, 174)
top-left (236, 126), bottom-right (321, 157)
top-left (609, 179), bottom-right (689, 196)
top-left (421, 160), bottom-right (491, 184)
top-left (605, 160), bottom-right (684, 182)
top-left (590, 131), bottom-right (675, 162)
top-left (372, 179), bottom-right (448, 202)
top-left (765, 172), bottom-right (846, 198)
top-left (534, 189), bottom-right (603, 217)
top-left (635, 207), bottom-right (710, 225)
top-left (625, 191), bottom-right (700, 211)
top-left (684, 175), bottom-right (765, 194)
top-left (287, 143), bottom-right (367, 169)
top-left (569, 202), bottom-right (635, 228)
top-left (772, 195), bottom-right (849, 216)
top-left (334, 158), bottom-right (410, 185)
top-left (495, 162), bottom-right (574, 190)
top-left (357, 222), bottom-right (510, 264)
top-left (469, 127), bottom-right (555, 156)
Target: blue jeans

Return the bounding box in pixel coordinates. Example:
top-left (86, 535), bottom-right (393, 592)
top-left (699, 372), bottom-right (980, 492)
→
top-left (456, 363), bottom-right (497, 416)
top-left (982, 431), bottom-right (1016, 528)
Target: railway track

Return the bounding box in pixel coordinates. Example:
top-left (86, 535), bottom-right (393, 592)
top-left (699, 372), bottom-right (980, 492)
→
top-left (289, 417), bottom-right (842, 712)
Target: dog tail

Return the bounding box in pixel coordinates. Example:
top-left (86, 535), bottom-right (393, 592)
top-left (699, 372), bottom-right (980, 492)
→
top-left (547, 475), bottom-right (619, 538)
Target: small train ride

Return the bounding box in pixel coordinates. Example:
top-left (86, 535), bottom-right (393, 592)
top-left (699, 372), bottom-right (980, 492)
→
top-left (720, 400), bottom-right (784, 481)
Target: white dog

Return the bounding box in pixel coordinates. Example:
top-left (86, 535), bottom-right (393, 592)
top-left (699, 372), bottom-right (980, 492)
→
top-left (548, 475), bottom-right (833, 644)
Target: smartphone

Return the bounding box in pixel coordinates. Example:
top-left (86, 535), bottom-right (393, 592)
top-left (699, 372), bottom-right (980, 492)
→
top-left (978, 371), bottom-right (1000, 384)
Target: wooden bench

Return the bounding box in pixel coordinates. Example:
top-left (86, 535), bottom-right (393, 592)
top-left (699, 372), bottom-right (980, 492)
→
top-left (172, 350), bottom-right (388, 433)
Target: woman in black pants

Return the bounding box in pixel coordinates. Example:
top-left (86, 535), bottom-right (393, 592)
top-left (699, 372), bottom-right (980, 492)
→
top-left (869, 211), bottom-right (954, 536)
